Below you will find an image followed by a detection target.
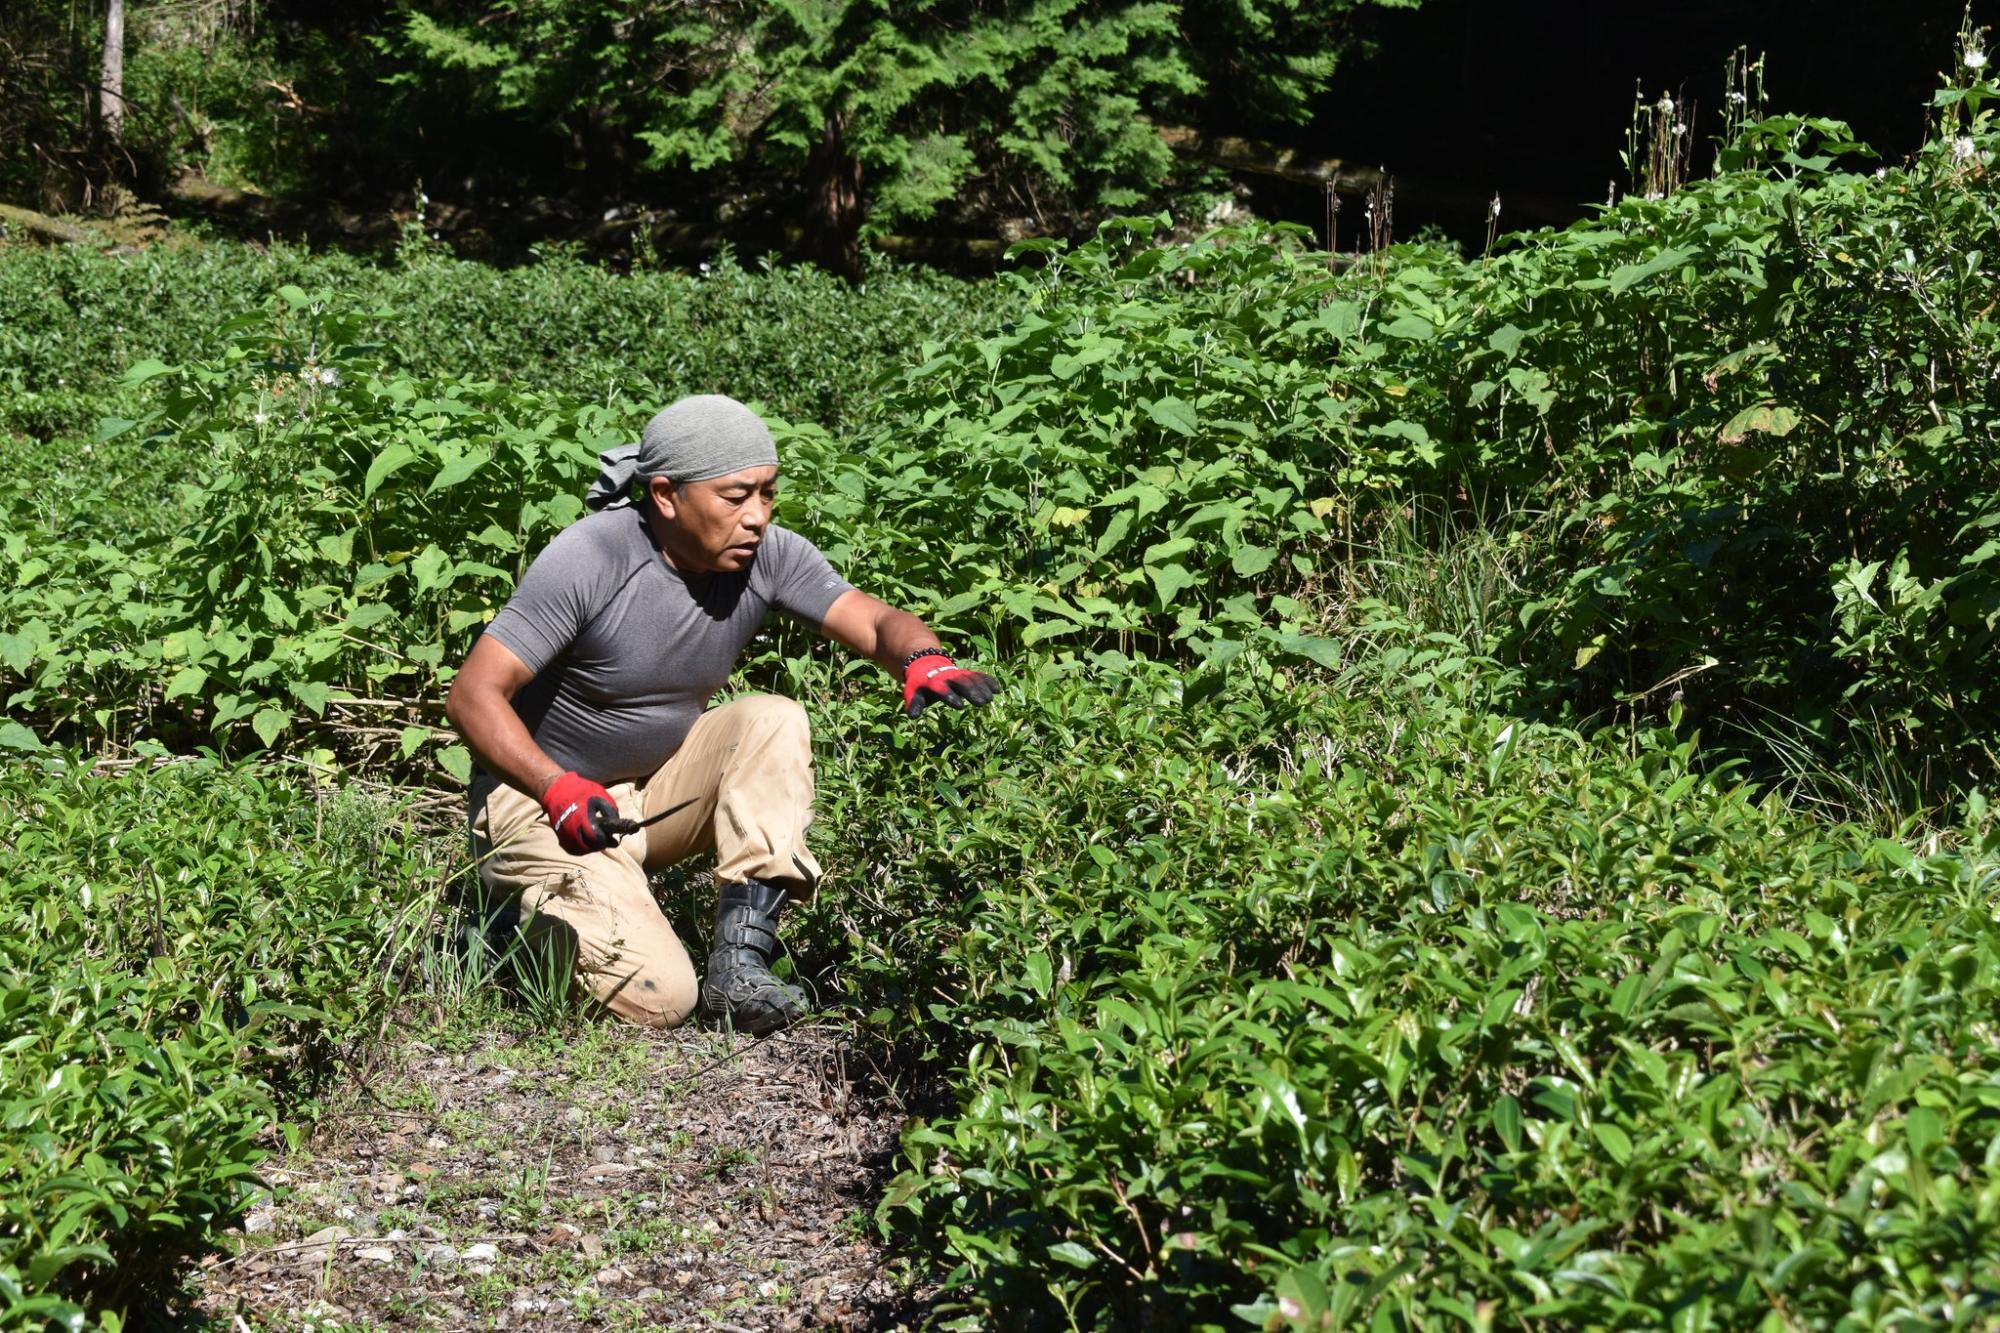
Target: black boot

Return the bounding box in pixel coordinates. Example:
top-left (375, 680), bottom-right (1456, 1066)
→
top-left (699, 879), bottom-right (808, 1035)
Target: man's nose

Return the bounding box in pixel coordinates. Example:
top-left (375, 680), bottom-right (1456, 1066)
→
top-left (743, 497), bottom-right (772, 531)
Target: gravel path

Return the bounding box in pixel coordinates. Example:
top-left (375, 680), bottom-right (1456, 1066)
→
top-left (195, 1019), bottom-right (932, 1331)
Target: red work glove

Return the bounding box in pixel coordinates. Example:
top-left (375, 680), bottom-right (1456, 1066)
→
top-left (902, 650), bottom-right (999, 717)
top-left (540, 771), bottom-right (619, 855)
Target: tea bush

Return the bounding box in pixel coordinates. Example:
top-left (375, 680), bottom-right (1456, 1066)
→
top-left (816, 654), bottom-right (2000, 1328)
top-left (0, 755), bottom-right (445, 1325)
top-left (0, 239), bottom-right (999, 441)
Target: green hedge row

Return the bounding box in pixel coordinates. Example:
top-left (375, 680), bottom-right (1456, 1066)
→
top-left (808, 653), bottom-right (2000, 1328)
top-left (0, 239), bottom-right (999, 441)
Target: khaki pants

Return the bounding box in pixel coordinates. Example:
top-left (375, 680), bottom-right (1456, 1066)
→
top-left (470, 694), bottom-right (821, 1028)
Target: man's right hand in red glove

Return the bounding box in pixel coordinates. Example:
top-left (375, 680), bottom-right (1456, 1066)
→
top-left (540, 770), bottom-right (620, 855)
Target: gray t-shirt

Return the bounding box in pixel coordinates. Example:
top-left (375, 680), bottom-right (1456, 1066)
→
top-left (480, 505), bottom-right (852, 785)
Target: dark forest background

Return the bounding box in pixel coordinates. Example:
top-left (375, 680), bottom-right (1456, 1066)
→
top-left (1, 0), bottom-right (1980, 269)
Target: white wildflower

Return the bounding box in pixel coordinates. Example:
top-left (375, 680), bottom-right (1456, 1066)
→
top-left (1728, 91), bottom-right (1747, 105)
top-left (698, 261), bottom-right (711, 274)
top-left (1671, 122), bottom-right (1687, 136)
top-left (1953, 136), bottom-right (1978, 161)
top-left (1488, 195), bottom-right (1502, 219)
top-left (1966, 47), bottom-right (1989, 71)
top-left (253, 410), bottom-right (269, 426)
top-left (1656, 95), bottom-right (1675, 115)
top-left (317, 367), bottom-right (339, 386)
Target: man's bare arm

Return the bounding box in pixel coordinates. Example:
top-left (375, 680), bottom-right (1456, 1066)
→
top-left (817, 589), bottom-right (942, 670)
top-left (444, 635), bottom-right (567, 799)
top-left (818, 589), bottom-right (998, 715)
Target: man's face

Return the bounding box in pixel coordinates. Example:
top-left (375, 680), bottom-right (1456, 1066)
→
top-left (647, 466), bottom-right (779, 574)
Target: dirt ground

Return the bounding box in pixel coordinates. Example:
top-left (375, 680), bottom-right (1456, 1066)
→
top-left (193, 1018), bottom-right (935, 1332)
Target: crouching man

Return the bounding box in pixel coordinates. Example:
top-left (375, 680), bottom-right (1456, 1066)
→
top-left (445, 395), bottom-right (995, 1035)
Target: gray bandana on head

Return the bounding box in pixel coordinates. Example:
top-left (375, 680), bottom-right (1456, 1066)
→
top-left (585, 394), bottom-right (779, 510)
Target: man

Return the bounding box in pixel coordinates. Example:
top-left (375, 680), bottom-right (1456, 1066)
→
top-left (445, 394), bottom-right (995, 1035)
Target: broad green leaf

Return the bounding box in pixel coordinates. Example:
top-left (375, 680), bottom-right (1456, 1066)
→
top-left (1046, 1241), bottom-right (1097, 1269)
top-left (1380, 313), bottom-right (1436, 341)
top-left (1271, 634), bottom-right (1342, 669)
top-left (119, 358), bottom-right (174, 387)
top-left (1719, 402), bottom-right (1800, 443)
top-left (250, 707), bottom-right (289, 748)
top-left (1147, 562), bottom-right (1198, 608)
top-left (1230, 545), bottom-right (1278, 577)
top-left (364, 443), bottom-right (417, 498)
top-left (316, 530), bottom-right (356, 566)
top-left (0, 720), bottom-right (45, 751)
top-left (427, 446), bottom-right (491, 493)
top-left (1608, 246), bottom-right (1692, 293)
top-left (165, 666), bottom-right (208, 701)
top-left (437, 745), bottom-right (474, 783)
top-left (1146, 396), bottom-right (1197, 437)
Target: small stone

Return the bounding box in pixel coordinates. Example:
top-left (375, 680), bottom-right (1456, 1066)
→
top-left (462, 1242), bottom-right (500, 1262)
top-left (243, 1208), bottom-right (274, 1235)
top-left (385, 1228), bottom-right (409, 1242)
top-left (635, 1287), bottom-right (662, 1301)
top-left (296, 1224), bottom-right (351, 1259)
top-left (424, 1243), bottom-right (459, 1266)
top-left (593, 1265), bottom-right (626, 1287)
top-left (356, 1246), bottom-right (395, 1263)
top-left (580, 1234), bottom-right (605, 1259)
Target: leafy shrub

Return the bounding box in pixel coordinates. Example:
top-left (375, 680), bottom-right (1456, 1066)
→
top-left (793, 82), bottom-right (2000, 798)
top-left (0, 755), bottom-right (445, 1324)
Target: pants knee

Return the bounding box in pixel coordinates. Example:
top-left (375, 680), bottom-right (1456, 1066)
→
top-left (605, 959), bottom-right (698, 1029)
top-left (733, 694), bottom-right (812, 759)
top-left (739, 693), bottom-right (808, 735)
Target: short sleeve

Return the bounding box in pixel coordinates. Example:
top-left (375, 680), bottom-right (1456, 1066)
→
top-left (483, 525), bottom-right (602, 674)
top-left (758, 525), bottom-right (854, 626)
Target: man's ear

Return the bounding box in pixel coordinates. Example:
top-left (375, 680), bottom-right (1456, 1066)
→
top-left (647, 475), bottom-right (679, 520)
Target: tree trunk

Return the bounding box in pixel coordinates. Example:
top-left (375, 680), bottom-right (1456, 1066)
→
top-left (100, 0), bottom-right (126, 143)
top-left (801, 111), bottom-right (863, 280)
